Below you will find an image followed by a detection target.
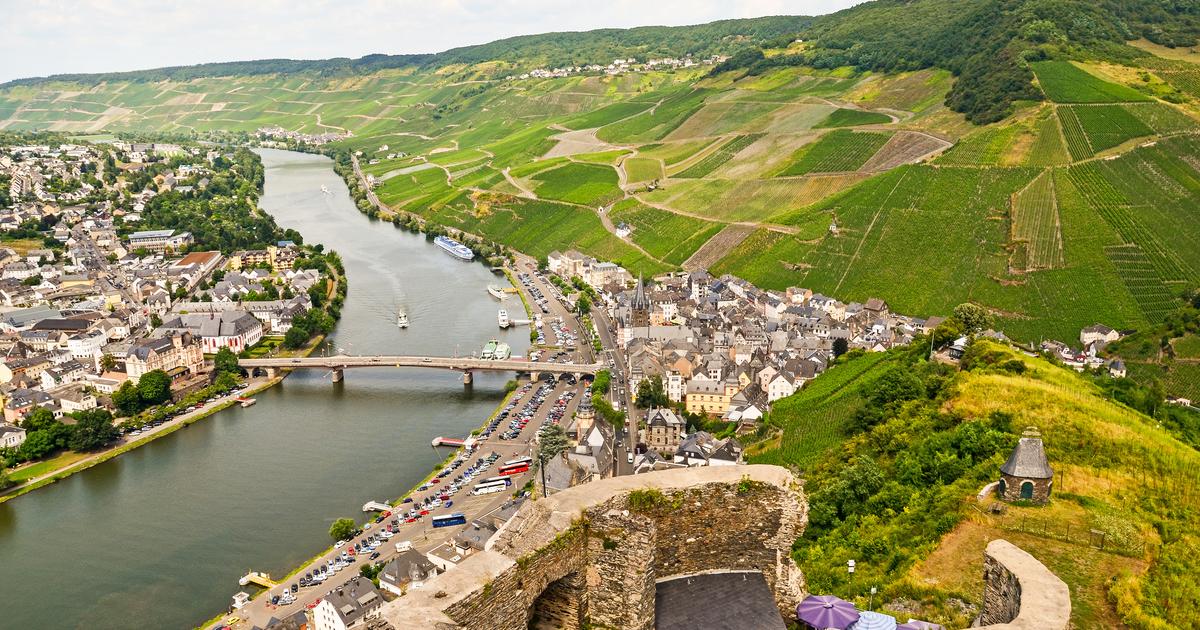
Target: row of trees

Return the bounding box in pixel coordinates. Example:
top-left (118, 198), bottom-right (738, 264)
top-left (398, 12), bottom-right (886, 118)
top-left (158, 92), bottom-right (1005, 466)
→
top-left (1, 407), bottom-right (121, 470)
top-left (111, 370), bottom-right (173, 417)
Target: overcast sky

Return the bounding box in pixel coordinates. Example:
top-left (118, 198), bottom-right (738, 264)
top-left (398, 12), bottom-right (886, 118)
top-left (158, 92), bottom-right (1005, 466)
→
top-left (1, 1), bottom-right (865, 83)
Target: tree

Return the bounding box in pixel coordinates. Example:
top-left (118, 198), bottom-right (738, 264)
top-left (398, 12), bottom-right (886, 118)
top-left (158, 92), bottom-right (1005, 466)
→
top-left (635, 374), bottom-right (669, 409)
top-left (214, 371), bottom-right (239, 391)
top-left (137, 370), bottom-right (172, 406)
top-left (832, 337), bottom-right (849, 358)
top-left (952, 303), bottom-right (993, 334)
top-left (67, 409), bottom-right (119, 451)
top-left (99, 354), bottom-right (117, 373)
top-left (535, 424), bottom-right (571, 498)
top-left (214, 347), bottom-right (240, 375)
top-left (0, 467), bottom-right (13, 490)
top-left (112, 381), bottom-right (142, 417)
top-left (150, 313), bottom-right (163, 329)
top-left (329, 517), bottom-right (357, 541)
top-left (23, 407), bottom-right (57, 432)
top-left (575, 294), bottom-right (591, 316)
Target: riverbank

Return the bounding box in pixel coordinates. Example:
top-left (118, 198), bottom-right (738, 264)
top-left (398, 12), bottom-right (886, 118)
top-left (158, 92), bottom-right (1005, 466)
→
top-left (198, 378), bottom-right (524, 629)
top-left (0, 329), bottom-right (329, 506)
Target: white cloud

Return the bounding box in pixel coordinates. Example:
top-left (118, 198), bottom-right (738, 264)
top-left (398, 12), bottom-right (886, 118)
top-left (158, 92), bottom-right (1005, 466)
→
top-left (0, 0), bottom-right (864, 83)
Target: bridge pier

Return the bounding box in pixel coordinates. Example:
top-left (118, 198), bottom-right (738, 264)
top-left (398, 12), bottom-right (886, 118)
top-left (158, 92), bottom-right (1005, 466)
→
top-left (530, 371), bottom-right (540, 382)
top-left (265, 367), bottom-right (279, 380)
top-left (331, 368), bottom-right (344, 383)
top-left (462, 370), bottom-right (473, 385)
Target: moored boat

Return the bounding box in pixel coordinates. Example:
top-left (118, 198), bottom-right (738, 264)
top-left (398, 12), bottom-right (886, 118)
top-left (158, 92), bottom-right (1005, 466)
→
top-left (498, 308), bottom-right (510, 328)
top-left (397, 307), bottom-right (409, 328)
top-left (434, 235), bottom-right (474, 261)
top-left (487, 284), bottom-right (506, 300)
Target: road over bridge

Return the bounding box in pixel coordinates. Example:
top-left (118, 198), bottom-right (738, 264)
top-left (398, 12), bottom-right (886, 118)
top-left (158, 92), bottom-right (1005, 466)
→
top-left (239, 354), bottom-right (604, 384)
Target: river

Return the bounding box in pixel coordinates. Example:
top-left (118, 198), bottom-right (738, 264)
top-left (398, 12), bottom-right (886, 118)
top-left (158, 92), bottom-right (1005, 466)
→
top-left (0, 148), bottom-right (529, 629)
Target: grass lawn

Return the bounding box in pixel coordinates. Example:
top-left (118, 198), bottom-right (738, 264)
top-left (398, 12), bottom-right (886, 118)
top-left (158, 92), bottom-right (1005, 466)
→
top-left (8, 451), bottom-right (90, 483)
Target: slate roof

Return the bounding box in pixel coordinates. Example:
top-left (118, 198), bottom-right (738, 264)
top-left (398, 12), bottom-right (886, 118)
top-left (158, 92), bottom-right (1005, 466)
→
top-left (655, 571), bottom-right (786, 630)
top-left (1000, 433), bottom-right (1053, 479)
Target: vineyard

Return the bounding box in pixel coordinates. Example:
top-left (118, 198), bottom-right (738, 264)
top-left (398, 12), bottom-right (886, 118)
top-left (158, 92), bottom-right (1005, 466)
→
top-left (1011, 170), bottom-right (1063, 270)
top-left (607, 200), bottom-right (723, 266)
top-left (1032, 61), bottom-right (1152, 103)
top-left (674, 133), bottom-right (765, 178)
top-left (1065, 104), bottom-right (1153, 155)
top-left (1057, 106), bottom-right (1093, 160)
top-left (748, 350), bottom-right (892, 469)
top-left (1023, 110), bottom-right (1071, 166)
top-left (935, 124), bottom-right (1019, 166)
top-left (776, 129), bottom-right (892, 175)
top-left (1068, 163), bottom-right (1191, 283)
top-left (1104, 244), bottom-right (1180, 323)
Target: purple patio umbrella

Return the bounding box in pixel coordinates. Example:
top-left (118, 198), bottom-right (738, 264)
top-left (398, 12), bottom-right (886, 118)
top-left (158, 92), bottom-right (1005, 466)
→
top-left (797, 594), bottom-right (860, 630)
top-left (851, 611), bottom-right (897, 630)
top-left (897, 621), bottom-right (944, 630)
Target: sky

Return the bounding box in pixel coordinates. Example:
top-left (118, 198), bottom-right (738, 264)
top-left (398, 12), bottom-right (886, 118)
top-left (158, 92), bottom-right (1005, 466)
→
top-left (1, 0), bottom-right (865, 83)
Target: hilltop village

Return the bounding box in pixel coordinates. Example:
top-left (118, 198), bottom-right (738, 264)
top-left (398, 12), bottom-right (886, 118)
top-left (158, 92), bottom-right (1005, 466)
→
top-left (0, 138), bottom-right (337, 483)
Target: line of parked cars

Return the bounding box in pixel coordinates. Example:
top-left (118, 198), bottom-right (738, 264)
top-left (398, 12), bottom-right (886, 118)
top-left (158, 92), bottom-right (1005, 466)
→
top-left (517, 272), bottom-right (552, 315)
top-left (485, 382), bottom-right (534, 439)
top-left (405, 451), bottom-right (502, 519)
top-left (499, 381), bottom-right (555, 440)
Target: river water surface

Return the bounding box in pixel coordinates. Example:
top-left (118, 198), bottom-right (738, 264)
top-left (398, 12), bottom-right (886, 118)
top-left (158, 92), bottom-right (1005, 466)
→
top-left (0, 148), bottom-right (528, 629)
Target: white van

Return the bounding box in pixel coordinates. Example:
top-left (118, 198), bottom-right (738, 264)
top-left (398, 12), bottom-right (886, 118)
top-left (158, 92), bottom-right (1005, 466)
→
top-left (395, 540), bottom-right (413, 553)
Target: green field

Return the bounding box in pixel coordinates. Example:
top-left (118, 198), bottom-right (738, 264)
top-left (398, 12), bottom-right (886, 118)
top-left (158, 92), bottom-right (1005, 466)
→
top-left (608, 200), bottom-right (723, 265)
top-left (1032, 61), bottom-right (1152, 103)
top-left (775, 130), bottom-right (892, 175)
top-left (814, 107), bottom-right (892, 128)
top-left (530, 162), bottom-right (622, 206)
top-left (623, 157), bottom-right (663, 184)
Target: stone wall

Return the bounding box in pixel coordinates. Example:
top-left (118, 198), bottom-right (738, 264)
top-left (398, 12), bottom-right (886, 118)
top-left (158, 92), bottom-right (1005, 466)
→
top-left (998, 473), bottom-right (1052, 504)
top-left (380, 465), bottom-right (805, 630)
top-left (976, 539), bottom-right (1071, 630)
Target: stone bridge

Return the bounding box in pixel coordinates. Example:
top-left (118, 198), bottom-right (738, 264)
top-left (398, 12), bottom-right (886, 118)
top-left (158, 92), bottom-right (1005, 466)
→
top-left (238, 354), bottom-right (603, 384)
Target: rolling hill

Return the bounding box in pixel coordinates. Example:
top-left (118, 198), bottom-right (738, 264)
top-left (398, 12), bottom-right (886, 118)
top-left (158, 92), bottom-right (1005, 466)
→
top-left (747, 339), bottom-right (1200, 628)
top-left (3, 1), bottom-right (1200, 347)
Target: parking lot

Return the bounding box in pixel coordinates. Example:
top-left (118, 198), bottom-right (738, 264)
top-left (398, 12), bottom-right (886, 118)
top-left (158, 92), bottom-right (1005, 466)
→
top-left (222, 375), bottom-right (587, 629)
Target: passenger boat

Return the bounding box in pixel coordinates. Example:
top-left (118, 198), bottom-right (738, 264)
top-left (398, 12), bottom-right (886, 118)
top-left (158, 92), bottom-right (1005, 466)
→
top-left (498, 308), bottom-right (510, 328)
top-left (487, 284), bottom-right (507, 300)
top-left (494, 342), bottom-right (512, 360)
top-left (434, 235), bottom-right (475, 261)
top-left (397, 308), bottom-right (409, 328)
top-left (481, 339), bottom-right (498, 359)
top-left (238, 397), bottom-right (256, 408)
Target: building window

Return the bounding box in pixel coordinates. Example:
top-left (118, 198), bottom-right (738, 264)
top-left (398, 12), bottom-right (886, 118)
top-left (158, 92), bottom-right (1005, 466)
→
top-left (1020, 481), bottom-right (1034, 500)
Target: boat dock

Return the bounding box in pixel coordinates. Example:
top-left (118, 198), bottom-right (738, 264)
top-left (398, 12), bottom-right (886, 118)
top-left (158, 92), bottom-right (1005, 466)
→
top-left (239, 571), bottom-right (278, 589)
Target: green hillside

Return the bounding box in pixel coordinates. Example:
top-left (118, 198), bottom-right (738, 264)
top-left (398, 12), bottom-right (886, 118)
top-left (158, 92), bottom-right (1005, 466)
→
top-left (746, 339), bottom-right (1200, 629)
top-left (3, 0), bottom-right (1200, 343)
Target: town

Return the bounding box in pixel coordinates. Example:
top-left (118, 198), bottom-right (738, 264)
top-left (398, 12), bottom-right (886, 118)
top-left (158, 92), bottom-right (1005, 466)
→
top-left (0, 137), bottom-right (339, 493)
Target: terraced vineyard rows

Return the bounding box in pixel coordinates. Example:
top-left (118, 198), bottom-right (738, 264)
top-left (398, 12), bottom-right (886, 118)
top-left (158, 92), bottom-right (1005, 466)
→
top-left (1104, 244), bottom-right (1180, 322)
top-left (1057, 106), bottom-right (1093, 160)
top-left (1011, 170), bottom-right (1063, 270)
top-left (1068, 163), bottom-right (1191, 283)
top-left (607, 200), bottom-right (723, 266)
top-left (776, 129), bottom-right (891, 175)
top-left (674, 133), bottom-right (765, 178)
